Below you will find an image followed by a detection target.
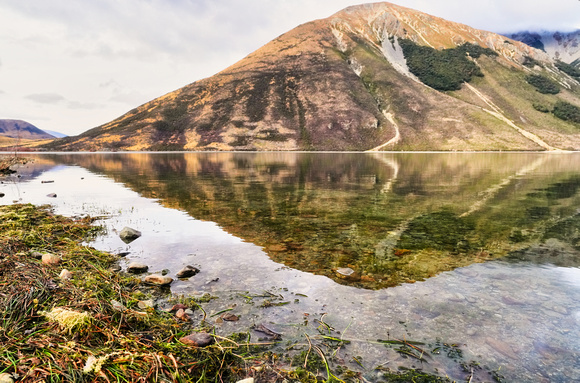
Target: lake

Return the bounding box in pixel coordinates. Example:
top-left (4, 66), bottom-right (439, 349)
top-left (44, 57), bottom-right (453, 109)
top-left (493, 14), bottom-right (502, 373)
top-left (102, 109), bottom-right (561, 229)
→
top-left (1, 152), bottom-right (579, 382)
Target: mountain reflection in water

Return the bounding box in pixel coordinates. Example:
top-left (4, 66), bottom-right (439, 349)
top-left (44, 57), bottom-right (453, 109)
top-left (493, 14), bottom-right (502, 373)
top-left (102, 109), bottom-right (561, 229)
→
top-left (15, 152), bottom-right (580, 289)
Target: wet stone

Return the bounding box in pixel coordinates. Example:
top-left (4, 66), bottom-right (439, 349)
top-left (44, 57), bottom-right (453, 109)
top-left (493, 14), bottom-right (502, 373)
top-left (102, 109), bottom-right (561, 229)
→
top-left (143, 274), bottom-right (173, 286)
top-left (137, 299), bottom-right (155, 309)
top-left (119, 227), bottom-right (141, 243)
top-left (176, 265), bottom-right (200, 278)
top-left (0, 193), bottom-right (5, 198)
top-left (46, 193), bottom-right (57, 198)
top-left (180, 332), bottom-right (214, 347)
top-left (335, 267), bottom-right (361, 281)
top-left (127, 262), bottom-right (149, 274)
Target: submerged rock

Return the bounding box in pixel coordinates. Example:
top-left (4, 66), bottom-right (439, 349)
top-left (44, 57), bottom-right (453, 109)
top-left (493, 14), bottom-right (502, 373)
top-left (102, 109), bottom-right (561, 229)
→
top-left (335, 267), bottom-right (361, 281)
top-left (179, 332), bottom-right (214, 347)
top-left (143, 274), bottom-right (173, 286)
top-left (127, 262), bottom-right (149, 274)
top-left (176, 265), bottom-right (200, 278)
top-left (119, 227), bottom-right (141, 243)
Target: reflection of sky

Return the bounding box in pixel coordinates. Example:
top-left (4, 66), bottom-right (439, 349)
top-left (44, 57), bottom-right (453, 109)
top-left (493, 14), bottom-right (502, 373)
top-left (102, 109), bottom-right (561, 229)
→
top-left (2, 159), bottom-right (580, 382)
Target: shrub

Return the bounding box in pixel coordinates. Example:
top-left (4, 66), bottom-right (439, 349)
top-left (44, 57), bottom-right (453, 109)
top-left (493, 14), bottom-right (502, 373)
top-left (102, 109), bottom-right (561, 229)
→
top-left (399, 39), bottom-right (496, 91)
top-left (555, 60), bottom-right (580, 80)
top-left (526, 74), bottom-right (560, 94)
top-left (533, 103), bottom-right (550, 113)
top-left (552, 101), bottom-right (580, 124)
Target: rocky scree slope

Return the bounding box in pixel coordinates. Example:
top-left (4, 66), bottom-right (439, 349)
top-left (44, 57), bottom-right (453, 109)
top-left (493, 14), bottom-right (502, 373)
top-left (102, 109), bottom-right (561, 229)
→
top-left (46, 2), bottom-right (580, 151)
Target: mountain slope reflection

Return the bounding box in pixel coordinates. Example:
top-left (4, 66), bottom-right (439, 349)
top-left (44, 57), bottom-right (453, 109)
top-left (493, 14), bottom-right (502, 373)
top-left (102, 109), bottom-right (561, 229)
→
top-left (38, 152), bottom-right (580, 289)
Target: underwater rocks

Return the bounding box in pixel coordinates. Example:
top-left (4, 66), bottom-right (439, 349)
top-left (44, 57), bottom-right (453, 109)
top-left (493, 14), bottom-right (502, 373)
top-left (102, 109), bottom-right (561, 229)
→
top-left (119, 226), bottom-right (141, 243)
top-left (335, 267), bottom-right (361, 281)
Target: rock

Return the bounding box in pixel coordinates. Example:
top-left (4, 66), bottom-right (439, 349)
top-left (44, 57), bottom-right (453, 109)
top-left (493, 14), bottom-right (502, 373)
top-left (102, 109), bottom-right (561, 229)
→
top-left (143, 274), bottom-right (173, 286)
top-left (184, 309), bottom-right (194, 315)
top-left (176, 265), bottom-right (200, 278)
top-left (41, 180), bottom-right (54, 183)
top-left (127, 262), bottom-right (149, 274)
top-left (119, 227), bottom-right (141, 243)
top-left (59, 269), bottom-right (73, 280)
top-left (111, 300), bottom-right (127, 312)
top-left (0, 373), bottom-right (14, 383)
top-left (30, 251), bottom-right (43, 259)
top-left (41, 253), bottom-right (61, 266)
top-left (109, 264), bottom-right (122, 273)
top-left (46, 193), bottom-right (57, 198)
top-left (169, 303), bottom-right (188, 312)
top-left (220, 313), bottom-right (239, 322)
top-left (137, 299), bottom-right (155, 309)
top-left (236, 379), bottom-right (254, 383)
top-left (117, 251), bottom-right (130, 257)
top-left (179, 332), bottom-right (214, 347)
top-left (175, 309), bottom-right (189, 320)
top-left (0, 192), bottom-right (5, 198)
top-left (335, 267), bottom-right (361, 281)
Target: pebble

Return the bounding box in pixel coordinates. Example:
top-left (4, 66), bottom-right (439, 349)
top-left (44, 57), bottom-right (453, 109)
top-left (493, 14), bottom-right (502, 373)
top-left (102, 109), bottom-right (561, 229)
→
top-left (220, 313), bottom-right (240, 321)
top-left (46, 193), bottom-right (57, 198)
top-left (0, 192), bottom-right (5, 198)
top-left (127, 262), bottom-right (149, 274)
top-left (175, 309), bottom-right (189, 320)
top-left (143, 274), bottom-right (173, 286)
top-left (179, 332), bottom-right (214, 347)
top-left (119, 227), bottom-right (142, 243)
top-left (176, 265), bottom-right (200, 278)
top-left (0, 373), bottom-right (14, 383)
top-left (137, 300), bottom-right (155, 309)
top-left (59, 269), bottom-right (73, 280)
top-left (236, 379), bottom-right (254, 383)
top-left (335, 267), bottom-right (361, 281)
top-left (41, 253), bottom-right (61, 266)
top-left (111, 300), bottom-right (127, 312)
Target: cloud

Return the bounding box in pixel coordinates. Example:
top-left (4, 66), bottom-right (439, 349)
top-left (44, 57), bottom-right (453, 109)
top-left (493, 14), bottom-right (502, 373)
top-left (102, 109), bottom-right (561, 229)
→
top-left (25, 93), bottom-right (66, 104)
top-left (67, 101), bottom-right (102, 110)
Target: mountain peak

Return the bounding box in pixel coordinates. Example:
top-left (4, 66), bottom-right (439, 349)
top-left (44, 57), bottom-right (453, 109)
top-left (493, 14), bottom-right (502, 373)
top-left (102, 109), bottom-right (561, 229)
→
top-left (45, 2), bottom-right (580, 152)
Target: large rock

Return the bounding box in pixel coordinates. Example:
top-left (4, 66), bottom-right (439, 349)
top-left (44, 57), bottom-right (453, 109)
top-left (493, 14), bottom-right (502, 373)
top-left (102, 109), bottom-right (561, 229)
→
top-left (143, 274), bottom-right (173, 286)
top-left (335, 267), bottom-right (361, 282)
top-left (127, 262), bottom-right (149, 274)
top-left (179, 332), bottom-right (214, 347)
top-left (119, 227), bottom-right (141, 243)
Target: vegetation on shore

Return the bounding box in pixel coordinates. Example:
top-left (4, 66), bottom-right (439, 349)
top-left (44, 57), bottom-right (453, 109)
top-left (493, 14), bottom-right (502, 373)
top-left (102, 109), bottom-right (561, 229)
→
top-left (0, 203), bottom-right (472, 382)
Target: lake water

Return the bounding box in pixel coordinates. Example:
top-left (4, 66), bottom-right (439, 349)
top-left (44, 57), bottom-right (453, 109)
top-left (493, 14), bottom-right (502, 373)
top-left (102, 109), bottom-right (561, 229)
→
top-left (1, 152), bottom-right (579, 382)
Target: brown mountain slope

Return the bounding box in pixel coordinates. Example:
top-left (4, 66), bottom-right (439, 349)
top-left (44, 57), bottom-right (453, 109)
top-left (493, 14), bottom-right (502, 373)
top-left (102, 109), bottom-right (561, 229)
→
top-left (47, 2), bottom-right (580, 151)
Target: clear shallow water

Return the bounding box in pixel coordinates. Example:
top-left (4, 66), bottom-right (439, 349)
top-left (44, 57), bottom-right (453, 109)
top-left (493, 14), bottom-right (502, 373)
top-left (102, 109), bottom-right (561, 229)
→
top-left (1, 152), bottom-right (579, 382)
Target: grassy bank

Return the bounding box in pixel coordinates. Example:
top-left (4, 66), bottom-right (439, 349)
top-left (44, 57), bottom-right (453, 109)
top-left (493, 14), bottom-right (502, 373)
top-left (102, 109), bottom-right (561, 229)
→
top-left (0, 203), bottom-right (466, 382)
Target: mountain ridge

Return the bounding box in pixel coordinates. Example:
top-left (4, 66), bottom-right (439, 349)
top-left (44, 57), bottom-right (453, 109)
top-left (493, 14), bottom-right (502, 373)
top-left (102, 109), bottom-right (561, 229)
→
top-left (0, 119), bottom-right (55, 140)
top-left (45, 2), bottom-right (580, 152)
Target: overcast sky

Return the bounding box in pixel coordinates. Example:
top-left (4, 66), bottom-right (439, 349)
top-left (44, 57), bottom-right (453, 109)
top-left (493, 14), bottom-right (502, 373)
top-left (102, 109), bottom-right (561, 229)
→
top-left (1, 0), bottom-right (579, 136)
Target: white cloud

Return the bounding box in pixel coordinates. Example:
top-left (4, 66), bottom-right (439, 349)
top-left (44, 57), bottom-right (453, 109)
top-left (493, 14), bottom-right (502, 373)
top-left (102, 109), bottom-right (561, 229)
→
top-left (25, 93), bottom-right (66, 104)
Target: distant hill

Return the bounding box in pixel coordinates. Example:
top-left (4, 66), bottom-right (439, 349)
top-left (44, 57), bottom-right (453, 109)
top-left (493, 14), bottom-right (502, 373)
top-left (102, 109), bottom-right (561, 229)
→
top-left (43, 130), bottom-right (68, 138)
top-left (45, 2), bottom-right (580, 152)
top-left (509, 30), bottom-right (580, 67)
top-left (0, 119), bottom-right (55, 140)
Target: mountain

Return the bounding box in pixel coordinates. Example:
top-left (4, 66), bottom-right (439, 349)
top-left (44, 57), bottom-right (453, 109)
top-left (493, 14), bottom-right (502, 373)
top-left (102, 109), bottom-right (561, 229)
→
top-left (43, 130), bottom-right (68, 138)
top-left (0, 119), bottom-right (55, 140)
top-left (508, 30), bottom-right (580, 67)
top-left (46, 2), bottom-right (580, 152)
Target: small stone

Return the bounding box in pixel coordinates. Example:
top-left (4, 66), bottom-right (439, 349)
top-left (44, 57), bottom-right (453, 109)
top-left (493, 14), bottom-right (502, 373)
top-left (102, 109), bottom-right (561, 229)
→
top-left (59, 269), bottom-right (73, 280)
top-left (109, 264), bottom-right (122, 272)
top-left (117, 252), bottom-right (130, 257)
top-left (41, 180), bottom-right (54, 184)
top-left (41, 253), bottom-right (61, 266)
top-left (220, 313), bottom-right (239, 322)
top-left (0, 192), bottom-right (5, 198)
top-left (127, 262), bottom-right (149, 274)
top-left (143, 274), bottom-right (173, 286)
top-left (0, 372), bottom-right (14, 383)
top-left (176, 265), bottom-right (200, 278)
top-left (335, 267), bottom-right (361, 281)
top-left (175, 309), bottom-right (189, 320)
top-left (46, 193), bottom-right (57, 198)
top-left (236, 378), bottom-right (254, 383)
top-left (119, 227), bottom-right (141, 243)
top-left (111, 300), bottom-right (126, 312)
top-left (169, 304), bottom-right (188, 312)
top-left (137, 300), bottom-right (155, 309)
top-left (30, 251), bottom-right (43, 259)
top-left (184, 309), bottom-right (194, 315)
top-left (179, 332), bottom-right (214, 347)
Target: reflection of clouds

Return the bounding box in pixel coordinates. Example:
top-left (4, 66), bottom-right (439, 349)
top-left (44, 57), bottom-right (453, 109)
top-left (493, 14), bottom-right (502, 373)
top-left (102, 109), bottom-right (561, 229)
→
top-left (557, 267), bottom-right (580, 289)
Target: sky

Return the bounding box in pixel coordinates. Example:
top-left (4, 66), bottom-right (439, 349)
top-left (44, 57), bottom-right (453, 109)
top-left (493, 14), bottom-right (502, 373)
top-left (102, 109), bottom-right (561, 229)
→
top-left (1, 0), bottom-right (579, 136)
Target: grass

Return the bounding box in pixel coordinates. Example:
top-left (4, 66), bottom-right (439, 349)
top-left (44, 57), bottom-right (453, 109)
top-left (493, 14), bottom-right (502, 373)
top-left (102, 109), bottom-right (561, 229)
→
top-left (0, 203), bottom-right (468, 382)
